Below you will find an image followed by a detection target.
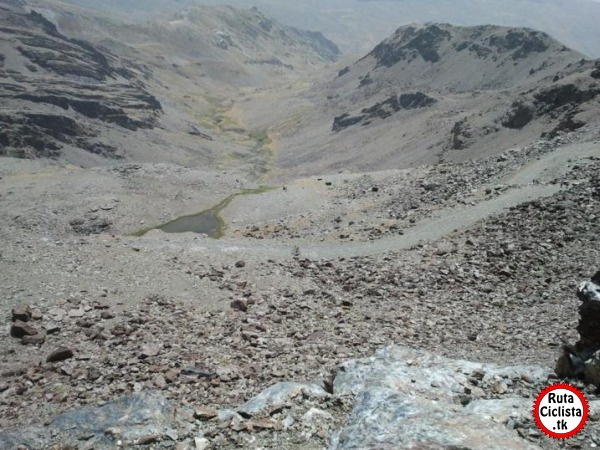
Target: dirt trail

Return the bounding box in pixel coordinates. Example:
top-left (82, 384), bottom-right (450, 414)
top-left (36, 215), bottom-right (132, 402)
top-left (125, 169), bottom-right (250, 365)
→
top-left (185, 183), bottom-right (559, 259)
top-left (501, 141), bottom-right (599, 185)
top-left (170, 141), bottom-right (599, 259)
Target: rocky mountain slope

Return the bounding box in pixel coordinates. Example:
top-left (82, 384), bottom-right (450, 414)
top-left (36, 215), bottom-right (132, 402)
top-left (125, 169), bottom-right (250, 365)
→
top-left (0, 4), bottom-right (162, 160)
top-left (0, 130), bottom-right (599, 449)
top-left (0, 0), bottom-right (338, 167)
top-left (31, 1), bottom-right (339, 86)
top-left (258, 23), bottom-right (600, 178)
top-left (341, 24), bottom-right (583, 92)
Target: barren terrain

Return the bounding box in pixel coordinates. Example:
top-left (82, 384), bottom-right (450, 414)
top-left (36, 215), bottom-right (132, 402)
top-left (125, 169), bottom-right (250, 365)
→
top-left (1, 1), bottom-right (600, 449)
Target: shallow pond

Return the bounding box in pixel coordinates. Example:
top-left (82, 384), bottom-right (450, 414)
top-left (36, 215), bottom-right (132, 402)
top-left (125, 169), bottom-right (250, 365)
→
top-left (134, 186), bottom-right (271, 238)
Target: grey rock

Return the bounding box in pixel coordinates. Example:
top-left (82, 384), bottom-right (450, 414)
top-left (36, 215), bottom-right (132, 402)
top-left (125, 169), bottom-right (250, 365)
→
top-left (44, 322), bottom-right (61, 334)
top-left (11, 304), bottom-right (32, 322)
top-left (238, 382), bottom-right (329, 417)
top-left (181, 366), bottom-right (216, 379)
top-left (22, 332), bottom-right (46, 346)
top-left (330, 346), bottom-right (547, 450)
top-left (584, 351), bottom-right (600, 386)
top-left (194, 437), bottom-right (210, 450)
top-left (330, 387), bottom-right (541, 450)
top-left (140, 344), bottom-right (161, 359)
top-left (0, 391), bottom-right (192, 449)
top-left (334, 346), bottom-right (549, 400)
top-left (68, 308), bottom-right (85, 318)
top-left (47, 307), bottom-right (66, 322)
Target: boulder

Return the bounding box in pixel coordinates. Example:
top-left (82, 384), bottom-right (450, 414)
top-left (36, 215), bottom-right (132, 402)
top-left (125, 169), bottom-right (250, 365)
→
top-left (330, 346), bottom-right (548, 450)
top-left (0, 391), bottom-right (193, 449)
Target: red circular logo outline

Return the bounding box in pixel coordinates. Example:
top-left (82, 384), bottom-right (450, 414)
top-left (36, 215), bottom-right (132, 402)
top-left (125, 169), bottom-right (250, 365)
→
top-left (533, 382), bottom-right (589, 439)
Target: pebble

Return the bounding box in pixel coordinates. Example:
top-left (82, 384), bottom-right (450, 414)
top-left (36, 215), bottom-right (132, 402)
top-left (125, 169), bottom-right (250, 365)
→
top-left (22, 332), bottom-right (46, 345)
top-left (47, 347), bottom-right (74, 363)
top-left (230, 300), bottom-right (248, 312)
top-left (194, 407), bottom-right (218, 421)
top-left (11, 305), bottom-right (32, 322)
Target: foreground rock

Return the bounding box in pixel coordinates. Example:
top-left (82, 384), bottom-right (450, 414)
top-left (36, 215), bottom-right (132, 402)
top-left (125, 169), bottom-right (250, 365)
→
top-left (330, 346), bottom-right (548, 450)
top-left (0, 391), bottom-right (193, 449)
top-left (0, 346), bottom-right (556, 449)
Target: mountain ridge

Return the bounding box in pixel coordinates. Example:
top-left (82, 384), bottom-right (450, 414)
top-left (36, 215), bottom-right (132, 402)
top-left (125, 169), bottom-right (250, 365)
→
top-left (253, 23), bottom-right (600, 178)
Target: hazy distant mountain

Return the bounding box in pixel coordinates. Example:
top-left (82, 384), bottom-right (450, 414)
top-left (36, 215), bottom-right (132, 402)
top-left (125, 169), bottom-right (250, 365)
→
top-left (216, 0), bottom-right (600, 58)
top-left (52, 0), bottom-right (600, 57)
top-left (235, 0), bottom-right (600, 58)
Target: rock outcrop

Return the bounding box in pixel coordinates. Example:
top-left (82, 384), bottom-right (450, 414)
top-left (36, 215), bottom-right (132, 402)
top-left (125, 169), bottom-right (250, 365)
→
top-left (556, 272), bottom-right (600, 384)
top-left (330, 346), bottom-right (548, 450)
top-left (500, 83), bottom-right (599, 133)
top-left (332, 92), bottom-right (437, 131)
top-left (0, 391), bottom-right (193, 449)
top-left (0, 7), bottom-right (162, 159)
top-left (0, 346), bottom-right (555, 449)
top-left (577, 271), bottom-right (600, 349)
top-left (349, 23), bottom-right (584, 93)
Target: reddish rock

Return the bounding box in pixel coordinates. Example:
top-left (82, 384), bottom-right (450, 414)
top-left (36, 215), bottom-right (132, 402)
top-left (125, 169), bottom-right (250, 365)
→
top-left (47, 347), bottom-right (74, 363)
top-left (248, 418), bottom-right (277, 431)
top-left (136, 434), bottom-right (159, 445)
top-left (10, 320), bottom-right (39, 338)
